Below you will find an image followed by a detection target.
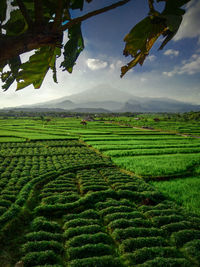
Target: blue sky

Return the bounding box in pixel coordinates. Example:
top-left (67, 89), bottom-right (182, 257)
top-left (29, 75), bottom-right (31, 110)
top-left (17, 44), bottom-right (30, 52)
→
top-left (0, 0), bottom-right (200, 107)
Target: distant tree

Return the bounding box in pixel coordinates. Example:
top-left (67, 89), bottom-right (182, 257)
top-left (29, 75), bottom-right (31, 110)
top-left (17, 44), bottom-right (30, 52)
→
top-left (0, 0), bottom-right (190, 91)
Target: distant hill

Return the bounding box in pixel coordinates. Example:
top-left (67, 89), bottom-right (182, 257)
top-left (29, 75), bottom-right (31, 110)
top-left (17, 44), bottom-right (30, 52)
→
top-left (69, 108), bottom-right (111, 113)
top-left (4, 84), bottom-right (200, 113)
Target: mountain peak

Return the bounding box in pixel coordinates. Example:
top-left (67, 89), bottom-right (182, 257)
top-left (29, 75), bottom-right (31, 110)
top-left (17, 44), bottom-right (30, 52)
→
top-left (67, 84), bottom-right (134, 103)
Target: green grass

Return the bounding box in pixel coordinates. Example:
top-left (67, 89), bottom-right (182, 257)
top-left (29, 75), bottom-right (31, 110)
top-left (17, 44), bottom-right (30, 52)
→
top-left (152, 176), bottom-right (200, 215)
top-left (112, 154), bottom-right (200, 178)
top-left (104, 147), bottom-right (200, 157)
top-left (92, 143), bottom-right (200, 151)
top-left (0, 137), bottom-right (26, 142)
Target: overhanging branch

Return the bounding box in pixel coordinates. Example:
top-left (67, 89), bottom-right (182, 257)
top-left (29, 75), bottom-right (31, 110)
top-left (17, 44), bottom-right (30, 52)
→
top-left (34, 0), bottom-right (44, 27)
top-left (62, 0), bottom-right (131, 31)
top-left (0, 32), bottom-right (62, 65)
top-left (52, 0), bottom-right (63, 32)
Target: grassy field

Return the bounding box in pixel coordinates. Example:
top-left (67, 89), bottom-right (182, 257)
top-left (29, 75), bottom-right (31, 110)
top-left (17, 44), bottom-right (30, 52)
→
top-left (103, 114), bottom-right (200, 136)
top-left (0, 117), bottom-right (200, 266)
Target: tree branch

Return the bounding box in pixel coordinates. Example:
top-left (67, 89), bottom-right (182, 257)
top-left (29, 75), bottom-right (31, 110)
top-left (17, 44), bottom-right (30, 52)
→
top-left (0, 32), bottom-right (62, 65)
top-left (62, 0), bottom-right (131, 31)
top-left (16, 0), bottom-right (33, 27)
top-left (34, 0), bottom-right (44, 28)
top-left (52, 0), bottom-right (63, 32)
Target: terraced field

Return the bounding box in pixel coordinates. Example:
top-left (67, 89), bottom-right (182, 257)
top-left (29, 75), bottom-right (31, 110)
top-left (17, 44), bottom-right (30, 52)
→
top-left (0, 117), bottom-right (200, 266)
top-left (105, 115), bottom-right (200, 137)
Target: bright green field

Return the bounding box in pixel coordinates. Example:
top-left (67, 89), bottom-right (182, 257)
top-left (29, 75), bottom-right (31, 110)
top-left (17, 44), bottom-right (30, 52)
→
top-left (0, 117), bottom-right (200, 215)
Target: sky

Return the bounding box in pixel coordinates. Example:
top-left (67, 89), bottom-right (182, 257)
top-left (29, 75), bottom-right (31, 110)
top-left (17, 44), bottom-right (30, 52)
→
top-left (0, 0), bottom-right (200, 107)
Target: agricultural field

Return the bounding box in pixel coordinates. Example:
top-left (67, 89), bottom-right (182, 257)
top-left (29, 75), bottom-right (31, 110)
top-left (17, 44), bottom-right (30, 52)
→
top-left (103, 113), bottom-right (200, 137)
top-left (80, 121), bottom-right (200, 215)
top-left (0, 117), bottom-right (200, 266)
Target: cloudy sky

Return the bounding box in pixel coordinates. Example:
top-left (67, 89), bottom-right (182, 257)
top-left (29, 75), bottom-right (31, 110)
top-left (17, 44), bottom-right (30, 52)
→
top-left (1, 0), bottom-right (200, 107)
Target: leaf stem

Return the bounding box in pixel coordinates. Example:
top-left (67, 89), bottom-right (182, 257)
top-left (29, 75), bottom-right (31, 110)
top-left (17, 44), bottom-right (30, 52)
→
top-left (148, 0), bottom-right (155, 14)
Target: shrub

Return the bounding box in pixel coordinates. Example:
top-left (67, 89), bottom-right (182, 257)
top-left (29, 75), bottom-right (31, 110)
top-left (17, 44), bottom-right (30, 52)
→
top-left (42, 194), bottom-right (79, 204)
top-left (64, 218), bottom-right (100, 229)
top-left (64, 225), bottom-right (102, 239)
top-left (171, 230), bottom-right (200, 247)
top-left (137, 257), bottom-right (190, 267)
top-left (99, 206), bottom-right (134, 217)
top-left (0, 199), bottom-right (12, 208)
top-left (1, 193), bottom-right (16, 202)
top-left (187, 216), bottom-right (200, 226)
top-left (22, 250), bottom-right (61, 266)
top-left (182, 239), bottom-right (200, 264)
top-left (68, 255), bottom-right (122, 267)
top-left (95, 199), bottom-right (134, 210)
top-left (122, 247), bottom-right (180, 265)
top-left (112, 227), bottom-right (165, 242)
top-left (66, 233), bottom-right (112, 247)
top-left (104, 211), bottom-right (144, 224)
top-left (140, 191), bottom-right (165, 203)
top-left (0, 204), bottom-right (21, 227)
top-left (22, 240), bottom-right (64, 253)
top-left (80, 185), bottom-right (109, 194)
top-left (161, 221), bottom-right (195, 234)
top-left (119, 237), bottom-right (167, 253)
top-left (31, 217), bottom-right (62, 232)
top-left (152, 215), bottom-right (184, 227)
top-left (144, 209), bottom-right (179, 218)
top-left (26, 231), bottom-right (63, 242)
top-left (117, 190), bottom-right (141, 202)
top-left (108, 218), bottom-right (152, 232)
top-left (64, 209), bottom-right (99, 221)
top-left (67, 243), bottom-right (113, 260)
top-left (138, 201), bottom-right (175, 213)
top-left (0, 206), bottom-right (7, 216)
top-left (84, 190), bottom-right (118, 206)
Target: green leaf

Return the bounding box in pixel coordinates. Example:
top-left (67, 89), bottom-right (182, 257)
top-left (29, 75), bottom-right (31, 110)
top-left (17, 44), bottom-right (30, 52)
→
top-left (162, 14), bottom-right (183, 32)
top-left (50, 47), bottom-right (61, 83)
top-left (162, 0), bottom-right (191, 15)
top-left (121, 0), bottom-right (191, 76)
top-left (0, 0), bottom-right (7, 24)
top-left (1, 56), bottom-right (21, 91)
top-left (3, 9), bottom-right (28, 36)
top-left (70, 0), bottom-right (92, 10)
top-left (16, 46), bottom-right (61, 90)
top-left (121, 16), bottom-right (166, 77)
top-left (70, 0), bottom-right (84, 10)
top-left (158, 0), bottom-right (189, 50)
top-left (60, 23), bottom-right (84, 73)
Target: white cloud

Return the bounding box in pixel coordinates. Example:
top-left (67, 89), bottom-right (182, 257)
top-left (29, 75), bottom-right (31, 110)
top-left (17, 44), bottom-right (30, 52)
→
top-left (86, 58), bottom-right (108, 70)
top-left (163, 53), bottom-right (200, 76)
top-left (164, 49), bottom-right (179, 57)
top-left (110, 63), bottom-right (115, 70)
top-left (140, 77), bottom-right (147, 82)
top-left (162, 71), bottom-right (174, 77)
top-left (109, 60), bottom-right (123, 71)
top-left (174, 0), bottom-right (200, 41)
top-left (147, 55), bottom-right (156, 61)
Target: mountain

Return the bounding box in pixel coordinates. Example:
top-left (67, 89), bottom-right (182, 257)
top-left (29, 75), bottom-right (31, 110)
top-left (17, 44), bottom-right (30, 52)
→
top-left (66, 84), bottom-right (135, 103)
top-left (3, 84), bottom-right (200, 113)
top-left (69, 108), bottom-right (111, 113)
top-left (119, 98), bottom-right (200, 113)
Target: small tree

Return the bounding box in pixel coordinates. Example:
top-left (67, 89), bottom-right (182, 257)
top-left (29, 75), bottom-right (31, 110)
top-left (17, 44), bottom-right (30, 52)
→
top-left (0, 0), bottom-right (190, 91)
